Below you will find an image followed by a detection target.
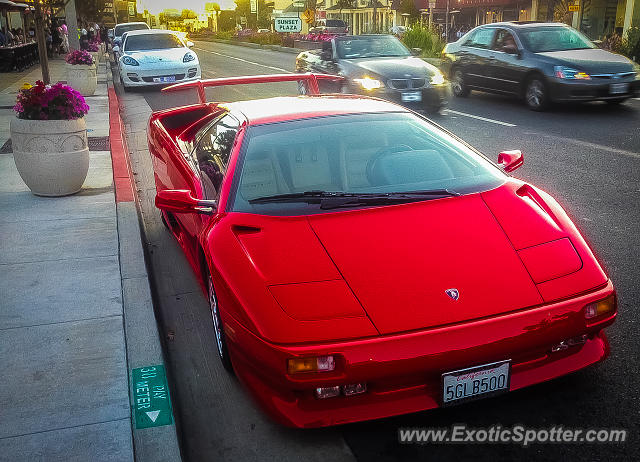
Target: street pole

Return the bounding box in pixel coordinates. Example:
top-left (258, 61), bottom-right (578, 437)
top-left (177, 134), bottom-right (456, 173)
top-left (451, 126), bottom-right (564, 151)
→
top-left (445, 0), bottom-right (449, 43)
top-left (65, 0), bottom-right (80, 51)
top-left (34, 0), bottom-right (50, 84)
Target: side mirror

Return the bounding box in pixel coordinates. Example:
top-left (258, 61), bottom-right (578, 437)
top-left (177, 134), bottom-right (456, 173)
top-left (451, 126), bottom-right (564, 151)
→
top-left (155, 189), bottom-right (217, 215)
top-left (497, 150), bottom-right (524, 172)
top-left (411, 47), bottom-right (421, 56)
top-left (112, 45), bottom-right (119, 53)
top-left (186, 40), bottom-right (194, 47)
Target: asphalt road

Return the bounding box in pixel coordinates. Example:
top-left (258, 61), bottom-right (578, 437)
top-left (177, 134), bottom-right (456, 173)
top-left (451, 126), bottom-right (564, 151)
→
top-left (126, 40), bottom-right (640, 461)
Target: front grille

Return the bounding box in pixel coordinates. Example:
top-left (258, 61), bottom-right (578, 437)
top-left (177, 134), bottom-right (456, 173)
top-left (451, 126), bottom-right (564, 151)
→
top-left (591, 72), bottom-right (635, 80)
top-left (389, 79), bottom-right (408, 89)
top-left (141, 74), bottom-right (185, 83)
top-left (388, 78), bottom-right (426, 90)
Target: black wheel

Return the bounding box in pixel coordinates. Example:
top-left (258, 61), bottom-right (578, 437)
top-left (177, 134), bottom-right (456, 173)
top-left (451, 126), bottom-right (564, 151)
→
top-left (451, 69), bottom-right (469, 97)
top-left (525, 76), bottom-right (548, 111)
top-left (207, 272), bottom-right (233, 373)
top-left (606, 98), bottom-right (627, 105)
top-left (160, 212), bottom-right (170, 230)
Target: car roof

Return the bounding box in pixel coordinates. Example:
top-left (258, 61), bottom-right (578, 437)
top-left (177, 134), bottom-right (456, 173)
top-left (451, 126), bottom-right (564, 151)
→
top-left (223, 95), bottom-right (406, 125)
top-left (115, 22), bottom-right (148, 28)
top-left (484, 21), bottom-right (568, 29)
top-left (124, 29), bottom-right (178, 37)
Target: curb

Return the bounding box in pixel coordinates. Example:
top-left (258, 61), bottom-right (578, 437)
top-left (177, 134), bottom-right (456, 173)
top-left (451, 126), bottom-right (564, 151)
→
top-left (107, 69), bottom-right (182, 462)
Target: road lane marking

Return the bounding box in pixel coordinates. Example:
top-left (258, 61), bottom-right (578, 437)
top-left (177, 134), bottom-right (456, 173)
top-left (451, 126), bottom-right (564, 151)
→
top-left (444, 109), bottom-right (517, 127)
top-left (524, 131), bottom-right (640, 160)
top-left (195, 47), bottom-right (291, 73)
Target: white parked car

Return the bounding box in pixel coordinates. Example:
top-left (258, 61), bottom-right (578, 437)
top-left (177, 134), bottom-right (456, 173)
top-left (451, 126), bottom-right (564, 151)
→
top-left (118, 29), bottom-right (201, 91)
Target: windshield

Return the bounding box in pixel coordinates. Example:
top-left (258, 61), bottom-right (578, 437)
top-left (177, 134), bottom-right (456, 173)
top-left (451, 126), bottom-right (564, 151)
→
top-left (124, 34), bottom-right (184, 51)
top-left (114, 23), bottom-right (149, 37)
top-left (336, 35), bottom-right (410, 59)
top-left (230, 113), bottom-right (505, 216)
top-left (519, 26), bottom-right (596, 53)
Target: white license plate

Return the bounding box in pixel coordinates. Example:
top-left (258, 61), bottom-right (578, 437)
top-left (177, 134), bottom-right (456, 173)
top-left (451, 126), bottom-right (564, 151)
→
top-left (401, 91), bottom-right (422, 102)
top-left (442, 360), bottom-right (510, 405)
top-left (153, 76), bottom-right (176, 83)
top-left (609, 82), bottom-right (629, 94)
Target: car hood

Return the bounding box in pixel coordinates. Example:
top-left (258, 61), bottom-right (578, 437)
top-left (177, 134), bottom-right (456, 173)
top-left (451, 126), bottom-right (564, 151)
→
top-left (537, 48), bottom-right (634, 74)
top-left (221, 181), bottom-right (607, 340)
top-left (341, 56), bottom-right (439, 79)
top-left (307, 192), bottom-right (545, 334)
top-left (125, 48), bottom-right (190, 64)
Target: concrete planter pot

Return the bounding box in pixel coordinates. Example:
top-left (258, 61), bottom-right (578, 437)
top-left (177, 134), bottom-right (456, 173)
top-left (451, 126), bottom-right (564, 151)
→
top-left (66, 63), bottom-right (97, 96)
top-left (10, 117), bottom-right (90, 197)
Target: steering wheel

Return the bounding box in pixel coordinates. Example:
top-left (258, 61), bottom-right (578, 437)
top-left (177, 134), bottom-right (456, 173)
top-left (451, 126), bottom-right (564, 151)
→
top-left (366, 144), bottom-right (414, 186)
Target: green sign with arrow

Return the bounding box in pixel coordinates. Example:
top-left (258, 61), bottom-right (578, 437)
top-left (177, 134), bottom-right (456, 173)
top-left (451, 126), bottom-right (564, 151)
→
top-left (131, 365), bottom-right (173, 429)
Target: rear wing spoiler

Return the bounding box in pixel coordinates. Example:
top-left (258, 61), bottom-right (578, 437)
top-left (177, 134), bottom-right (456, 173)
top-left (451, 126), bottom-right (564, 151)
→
top-left (161, 73), bottom-right (344, 104)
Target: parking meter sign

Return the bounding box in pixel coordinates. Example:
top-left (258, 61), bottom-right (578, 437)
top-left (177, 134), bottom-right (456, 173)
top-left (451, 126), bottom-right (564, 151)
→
top-left (275, 17), bottom-right (302, 33)
top-left (132, 365), bottom-right (173, 429)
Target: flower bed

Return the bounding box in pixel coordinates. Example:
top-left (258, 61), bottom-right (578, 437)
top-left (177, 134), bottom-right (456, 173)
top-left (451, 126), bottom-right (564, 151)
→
top-left (65, 49), bottom-right (94, 66)
top-left (14, 80), bottom-right (89, 121)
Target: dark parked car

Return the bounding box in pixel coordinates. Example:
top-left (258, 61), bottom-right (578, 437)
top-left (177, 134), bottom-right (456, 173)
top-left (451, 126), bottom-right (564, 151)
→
top-left (442, 21), bottom-right (640, 110)
top-left (296, 34), bottom-right (448, 112)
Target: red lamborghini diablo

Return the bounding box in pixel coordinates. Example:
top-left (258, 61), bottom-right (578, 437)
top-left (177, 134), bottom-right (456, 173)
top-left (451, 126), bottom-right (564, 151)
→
top-left (148, 74), bottom-right (617, 428)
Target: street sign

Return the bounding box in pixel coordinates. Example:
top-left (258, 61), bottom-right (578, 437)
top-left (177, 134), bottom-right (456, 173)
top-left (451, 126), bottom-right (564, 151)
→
top-left (302, 8), bottom-right (315, 24)
top-left (250, 0), bottom-right (257, 14)
top-left (292, 1), bottom-right (305, 6)
top-left (131, 365), bottom-right (173, 429)
top-left (275, 17), bottom-right (302, 32)
top-left (429, 1), bottom-right (436, 8)
top-left (568, 4), bottom-right (579, 11)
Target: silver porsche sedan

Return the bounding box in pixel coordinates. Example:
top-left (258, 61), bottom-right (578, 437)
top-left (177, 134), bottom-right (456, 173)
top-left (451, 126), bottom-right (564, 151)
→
top-left (117, 29), bottom-right (201, 91)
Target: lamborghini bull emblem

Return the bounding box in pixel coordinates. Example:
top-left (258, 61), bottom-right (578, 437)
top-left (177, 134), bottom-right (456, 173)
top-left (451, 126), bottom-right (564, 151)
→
top-left (445, 289), bottom-right (460, 301)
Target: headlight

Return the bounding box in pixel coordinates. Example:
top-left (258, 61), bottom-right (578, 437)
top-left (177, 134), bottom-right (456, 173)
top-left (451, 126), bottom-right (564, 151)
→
top-left (121, 56), bottom-right (139, 66)
top-left (183, 52), bottom-right (196, 63)
top-left (430, 71), bottom-right (445, 85)
top-left (554, 66), bottom-right (590, 80)
top-left (353, 77), bottom-right (383, 91)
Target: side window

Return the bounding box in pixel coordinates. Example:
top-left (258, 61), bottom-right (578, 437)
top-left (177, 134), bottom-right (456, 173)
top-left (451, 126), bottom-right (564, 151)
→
top-left (468, 28), bottom-right (495, 49)
top-left (194, 114), bottom-right (240, 200)
top-left (493, 29), bottom-right (517, 51)
top-left (461, 30), bottom-right (476, 47)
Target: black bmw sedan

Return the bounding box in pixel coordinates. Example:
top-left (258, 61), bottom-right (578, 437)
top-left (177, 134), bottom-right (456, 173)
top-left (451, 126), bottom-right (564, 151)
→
top-left (441, 21), bottom-right (640, 110)
top-left (296, 35), bottom-right (448, 112)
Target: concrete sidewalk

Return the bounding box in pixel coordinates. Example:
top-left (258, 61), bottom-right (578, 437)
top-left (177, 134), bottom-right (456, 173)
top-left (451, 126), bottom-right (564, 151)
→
top-left (0, 58), bottom-right (180, 461)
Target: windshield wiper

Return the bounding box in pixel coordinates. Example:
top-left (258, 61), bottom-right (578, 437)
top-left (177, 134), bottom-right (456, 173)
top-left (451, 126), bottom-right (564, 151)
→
top-left (248, 189), bottom-right (459, 209)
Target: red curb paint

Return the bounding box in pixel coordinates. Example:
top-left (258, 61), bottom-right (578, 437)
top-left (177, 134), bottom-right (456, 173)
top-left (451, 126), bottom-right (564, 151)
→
top-left (108, 86), bottom-right (135, 203)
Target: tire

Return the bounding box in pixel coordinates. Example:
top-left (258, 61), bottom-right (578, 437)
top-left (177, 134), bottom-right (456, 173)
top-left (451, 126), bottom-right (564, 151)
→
top-left (451, 69), bottom-right (470, 97)
top-left (524, 76), bottom-right (548, 111)
top-left (160, 212), bottom-right (170, 230)
top-left (207, 272), bottom-right (233, 373)
top-left (606, 98), bottom-right (627, 105)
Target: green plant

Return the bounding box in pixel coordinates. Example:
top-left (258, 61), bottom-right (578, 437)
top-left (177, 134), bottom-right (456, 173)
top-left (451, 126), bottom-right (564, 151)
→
top-left (402, 25), bottom-right (444, 58)
top-left (620, 27), bottom-right (640, 62)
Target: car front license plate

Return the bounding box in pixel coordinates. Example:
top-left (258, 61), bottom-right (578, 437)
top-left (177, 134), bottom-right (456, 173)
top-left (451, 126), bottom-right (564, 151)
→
top-left (401, 91), bottom-right (421, 102)
top-left (153, 76), bottom-right (176, 83)
top-left (442, 360), bottom-right (510, 405)
top-left (609, 82), bottom-right (629, 94)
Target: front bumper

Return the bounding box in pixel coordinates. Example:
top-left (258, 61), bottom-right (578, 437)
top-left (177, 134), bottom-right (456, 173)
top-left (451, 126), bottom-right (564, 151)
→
top-left (120, 64), bottom-right (201, 87)
top-left (549, 76), bottom-right (640, 102)
top-left (348, 81), bottom-right (449, 110)
top-left (224, 280), bottom-right (616, 428)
